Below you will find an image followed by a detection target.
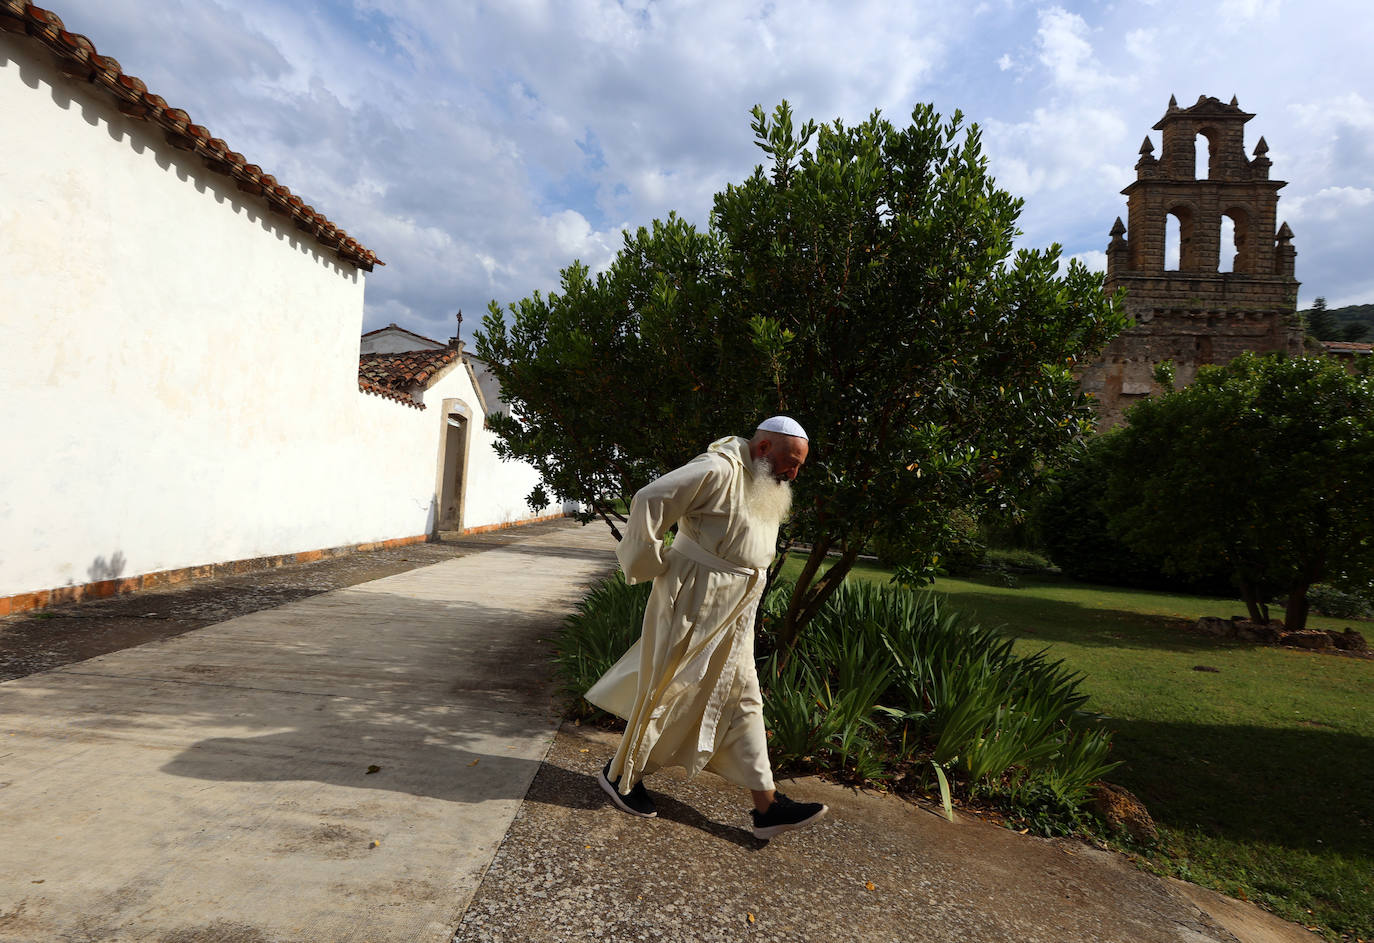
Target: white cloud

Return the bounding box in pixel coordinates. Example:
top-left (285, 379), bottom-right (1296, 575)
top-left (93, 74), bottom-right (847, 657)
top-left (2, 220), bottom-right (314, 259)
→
top-left (1218, 0), bottom-right (1281, 22)
top-left (1289, 92), bottom-right (1374, 137)
top-left (543, 209), bottom-right (618, 265)
top-left (984, 106), bottom-right (1130, 197)
top-left (1067, 250), bottom-right (1107, 273)
top-left (38, 0), bottom-right (1374, 337)
top-left (1285, 93), bottom-right (1374, 188)
top-left (1124, 28), bottom-right (1157, 61)
top-left (1036, 7), bottom-right (1112, 90)
top-left (1286, 185), bottom-right (1374, 221)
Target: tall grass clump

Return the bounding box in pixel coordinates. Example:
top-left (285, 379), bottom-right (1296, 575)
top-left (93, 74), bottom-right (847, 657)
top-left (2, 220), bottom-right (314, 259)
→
top-left (761, 580), bottom-right (1120, 829)
top-left (554, 573), bottom-right (1120, 832)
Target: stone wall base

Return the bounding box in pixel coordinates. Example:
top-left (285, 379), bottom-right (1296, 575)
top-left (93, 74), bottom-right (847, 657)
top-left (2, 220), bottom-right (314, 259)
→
top-left (0, 512), bottom-right (572, 617)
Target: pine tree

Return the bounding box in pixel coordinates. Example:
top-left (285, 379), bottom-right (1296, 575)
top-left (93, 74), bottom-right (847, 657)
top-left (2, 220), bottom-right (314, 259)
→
top-left (1306, 296), bottom-right (1337, 340)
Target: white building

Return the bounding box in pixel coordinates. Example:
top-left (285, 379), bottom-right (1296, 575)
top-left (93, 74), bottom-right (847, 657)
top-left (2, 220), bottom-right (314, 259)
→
top-left (0, 4), bottom-right (557, 614)
top-left (361, 322), bottom-right (514, 422)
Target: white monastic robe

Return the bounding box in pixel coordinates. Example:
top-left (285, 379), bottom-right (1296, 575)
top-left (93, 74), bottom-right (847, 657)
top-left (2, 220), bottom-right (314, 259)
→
top-left (586, 435), bottom-right (778, 794)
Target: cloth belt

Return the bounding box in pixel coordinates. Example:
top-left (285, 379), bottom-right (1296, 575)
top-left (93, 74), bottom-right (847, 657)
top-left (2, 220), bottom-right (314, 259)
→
top-left (669, 533), bottom-right (759, 577)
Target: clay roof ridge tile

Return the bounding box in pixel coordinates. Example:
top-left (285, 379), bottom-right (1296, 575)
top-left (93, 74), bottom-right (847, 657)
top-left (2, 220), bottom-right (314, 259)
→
top-left (26, 5), bottom-right (64, 41)
top-left (91, 54), bottom-right (121, 88)
top-left (55, 27), bottom-right (91, 57)
top-left (114, 71), bottom-right (145, 101)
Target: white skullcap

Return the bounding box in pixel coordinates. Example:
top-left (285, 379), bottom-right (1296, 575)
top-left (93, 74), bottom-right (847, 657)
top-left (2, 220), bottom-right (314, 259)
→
top-left (756, 415), bottom-right (808, 440)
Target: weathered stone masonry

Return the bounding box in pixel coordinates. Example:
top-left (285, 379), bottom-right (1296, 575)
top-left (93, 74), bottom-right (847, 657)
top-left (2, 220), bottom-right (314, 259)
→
top-left (1081, 96), bottom-right (1304, 427)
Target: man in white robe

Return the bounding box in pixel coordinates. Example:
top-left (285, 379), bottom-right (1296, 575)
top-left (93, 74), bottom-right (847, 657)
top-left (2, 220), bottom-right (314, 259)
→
top-left (586, 416), bottom-right (830, 840)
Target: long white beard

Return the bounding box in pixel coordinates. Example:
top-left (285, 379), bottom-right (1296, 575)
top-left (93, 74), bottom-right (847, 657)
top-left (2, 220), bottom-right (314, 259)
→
top-left (747, 457), bottom-right (794, 524)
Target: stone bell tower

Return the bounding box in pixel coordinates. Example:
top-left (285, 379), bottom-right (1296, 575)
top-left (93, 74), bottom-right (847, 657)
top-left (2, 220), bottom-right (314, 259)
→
top-left (1080, 95), bottom-right (1303, 427)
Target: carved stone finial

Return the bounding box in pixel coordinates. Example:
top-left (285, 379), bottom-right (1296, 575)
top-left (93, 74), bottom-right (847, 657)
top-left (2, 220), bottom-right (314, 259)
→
top-left (1110, 217), bottom-right (1127, 238)
top-left (1254, 136), bottom-right (1269, 156)
top-left (1276, 221), bottom-right (1294, 242)
top-left (1168, 94), bottom-right (1178, 109)
top-left (1230, 94), bottom-right (1239, 107)
top-left (1139, 136), bottom-right (1155, 155)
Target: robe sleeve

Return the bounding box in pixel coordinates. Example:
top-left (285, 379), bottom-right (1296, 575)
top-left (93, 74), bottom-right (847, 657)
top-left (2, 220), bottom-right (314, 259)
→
top-left (616, 453), bottom-right (731, 584)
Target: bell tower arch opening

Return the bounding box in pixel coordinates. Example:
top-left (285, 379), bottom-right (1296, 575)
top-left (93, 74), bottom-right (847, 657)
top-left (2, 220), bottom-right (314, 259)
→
top-left (1165, 204), bottom-right (1195, 271)
top-left (1195, 127), bottom-right (1216, 180)
top-left (1219, 215), bottom-right (1235, 273)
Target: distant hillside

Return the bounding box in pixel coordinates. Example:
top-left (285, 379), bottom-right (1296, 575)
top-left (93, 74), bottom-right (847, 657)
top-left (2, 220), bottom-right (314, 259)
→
top-left (1297, 302), bottom-right (1374, 340)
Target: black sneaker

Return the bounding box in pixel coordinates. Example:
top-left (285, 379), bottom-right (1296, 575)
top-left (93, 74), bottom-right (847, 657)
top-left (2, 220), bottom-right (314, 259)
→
top-left (750, 792), bottom-right (829, 839)
top-left (599, 761), bottom-right (657, 818)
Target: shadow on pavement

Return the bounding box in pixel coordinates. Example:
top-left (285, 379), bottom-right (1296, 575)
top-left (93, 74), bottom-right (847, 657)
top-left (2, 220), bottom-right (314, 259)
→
top-left (523, 759), bottom-right (763, 849)
top-left (1, 584), bottom-right (586, 805)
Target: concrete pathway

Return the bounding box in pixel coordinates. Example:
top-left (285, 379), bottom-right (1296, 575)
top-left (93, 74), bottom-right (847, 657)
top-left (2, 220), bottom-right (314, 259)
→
top-left (0, 523), bottom-right (616, 943)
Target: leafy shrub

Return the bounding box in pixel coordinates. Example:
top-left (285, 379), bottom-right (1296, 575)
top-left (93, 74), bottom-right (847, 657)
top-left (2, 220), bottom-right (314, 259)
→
top-left (936, 511), bottom-right (990, 576)
top-left (871, 509), bottom-right (987, 578)
top-left (759, 580), bottom-right (1120, 809)
top-left (1306, 583), bottom-right (1373, 620)
top-left (983, 547), bottom-right (1053, 572)
top-left (1034, 437), bottom-right (1231, 596)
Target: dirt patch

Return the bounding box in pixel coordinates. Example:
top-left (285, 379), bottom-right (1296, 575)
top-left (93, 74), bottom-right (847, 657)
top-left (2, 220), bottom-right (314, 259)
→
top-left (159, 921), bottom-right (277, 943)
top-left (275, 822), bottom-right (369, 860)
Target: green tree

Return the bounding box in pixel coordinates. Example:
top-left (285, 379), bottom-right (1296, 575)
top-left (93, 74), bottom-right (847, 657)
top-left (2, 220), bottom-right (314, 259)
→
top-left (1303, 297), bottom-right (1370, 343)
top-left (477, 102), bottom-right (1126, 647)
top-left (712, 104), bottom-right (1125, 646)
top-left (1305, 296), bottom-right (1335, 339)
top-left (1034, 434), bottom-right (1231, 595)
top-left (1100, 353), bottom-right (1374, 630)
top-left (475, 213), bottom-right (770, 536)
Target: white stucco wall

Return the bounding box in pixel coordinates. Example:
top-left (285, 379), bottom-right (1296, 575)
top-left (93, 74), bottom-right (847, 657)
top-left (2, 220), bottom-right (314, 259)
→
top-left (0, 34), bottom-right (553, 599)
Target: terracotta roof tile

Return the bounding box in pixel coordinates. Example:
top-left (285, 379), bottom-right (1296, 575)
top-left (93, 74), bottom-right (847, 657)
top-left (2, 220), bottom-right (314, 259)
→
top-left (358, 377), bottom-right (423, 409)
top-left (360, 349), bottom-right (459, 389)
top-left (1, 2), bottom-right (382, 271)
top-left (358, 349), bottom-right (460, 408)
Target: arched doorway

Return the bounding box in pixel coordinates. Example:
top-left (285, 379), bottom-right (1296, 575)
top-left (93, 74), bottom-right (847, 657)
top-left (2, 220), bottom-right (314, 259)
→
top-left (435, 399), bottom-right (473, 532)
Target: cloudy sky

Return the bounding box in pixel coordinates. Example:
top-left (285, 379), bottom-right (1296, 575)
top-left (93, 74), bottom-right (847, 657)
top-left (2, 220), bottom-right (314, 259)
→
top-left (50, 0), bottom-right (1374, 342)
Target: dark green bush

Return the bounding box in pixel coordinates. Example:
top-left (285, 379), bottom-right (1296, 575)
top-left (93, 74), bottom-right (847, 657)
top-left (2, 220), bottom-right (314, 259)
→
top-left (1034, 437), bottom-right (1231, 596)
top-left (1306, 583), bottom-right (1373, 620)
top-left (870, 509), bottom-right (987, 578)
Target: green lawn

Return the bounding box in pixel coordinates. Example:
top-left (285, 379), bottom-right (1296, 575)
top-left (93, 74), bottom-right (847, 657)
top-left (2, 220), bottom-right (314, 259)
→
top-left (799, 559), bottom-right (1374, 940)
